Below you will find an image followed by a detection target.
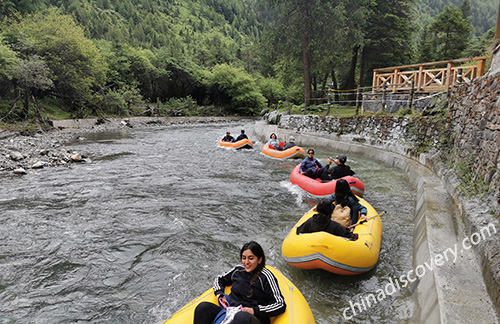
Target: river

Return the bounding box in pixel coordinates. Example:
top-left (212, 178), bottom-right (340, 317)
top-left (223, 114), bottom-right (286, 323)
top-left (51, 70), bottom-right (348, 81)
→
top-left (0, 121), bottom-right (415, 323)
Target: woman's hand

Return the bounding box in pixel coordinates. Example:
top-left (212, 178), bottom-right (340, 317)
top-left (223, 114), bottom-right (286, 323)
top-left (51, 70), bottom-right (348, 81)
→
top-left (360, 214), bottom-right (367, 220)
top-left (242, 307), bottom-right (254, 315)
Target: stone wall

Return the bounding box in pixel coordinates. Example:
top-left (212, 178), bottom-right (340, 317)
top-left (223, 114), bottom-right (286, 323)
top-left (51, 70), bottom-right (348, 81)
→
top-left (448, 72), bottom-right (500, 208)
top-left (361, 91), bottom-right (447, 114)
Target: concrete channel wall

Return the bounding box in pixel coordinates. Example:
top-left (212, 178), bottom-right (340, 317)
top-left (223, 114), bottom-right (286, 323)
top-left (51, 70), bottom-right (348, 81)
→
top-left (254, 120), bottom-right (498, 324)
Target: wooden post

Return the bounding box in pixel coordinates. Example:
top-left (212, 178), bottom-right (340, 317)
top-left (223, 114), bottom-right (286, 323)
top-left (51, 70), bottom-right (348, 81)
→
top-left (496, 0), bottom-right (500, 42)
top-left (393, 68), bottom-right (399, 93)
top-left (478, 58), bottom-right (486, 76)
top-left (372, 71), bottom-right (378, 93)
top-left (408, 79), bottom-right (415, 111)
top-left (417, 65), bottom-right (424, 91)
top-left (355, 86), bottom-right (361, 115)
top-left (445, 62), bottom-right (454, 90)
top-left (382, 82), bottom-right (387, 112)
top-left (327, 84), bottom-right (332, 116)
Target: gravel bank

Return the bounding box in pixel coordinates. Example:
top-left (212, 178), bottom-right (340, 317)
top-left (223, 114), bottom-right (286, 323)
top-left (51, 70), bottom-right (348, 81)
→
top-left (0, 116), bottom-right (254, 174)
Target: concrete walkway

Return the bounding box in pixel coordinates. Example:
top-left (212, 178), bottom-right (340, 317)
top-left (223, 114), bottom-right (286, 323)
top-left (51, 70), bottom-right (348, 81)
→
top-left (254, 121), bottom-right (498, 324)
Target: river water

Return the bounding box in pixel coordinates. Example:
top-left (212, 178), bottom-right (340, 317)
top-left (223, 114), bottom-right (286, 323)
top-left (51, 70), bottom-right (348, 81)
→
top-left (0, 121), bottom-right (415, 324)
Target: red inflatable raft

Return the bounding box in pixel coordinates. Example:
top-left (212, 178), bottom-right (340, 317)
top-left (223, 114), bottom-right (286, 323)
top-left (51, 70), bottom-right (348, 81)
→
top-left (289, 164), bottom-right (365, 197)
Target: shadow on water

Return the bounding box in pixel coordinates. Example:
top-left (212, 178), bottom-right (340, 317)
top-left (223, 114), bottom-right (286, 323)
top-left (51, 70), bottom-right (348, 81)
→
top-left (0, 122), bottom-right (415, 324)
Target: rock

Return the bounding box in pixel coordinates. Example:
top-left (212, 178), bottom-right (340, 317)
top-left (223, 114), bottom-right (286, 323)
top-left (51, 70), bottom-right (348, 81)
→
top-left (13, 168), bottom-right (27, 175)
top-left (32, 161), bottom-right (46, 169)
top-left (70, 153), bottom-right (83, 162)
top-left (267, 110), bottom-right (281, 124)
top-left (9, 151), bottom-right (24, 161)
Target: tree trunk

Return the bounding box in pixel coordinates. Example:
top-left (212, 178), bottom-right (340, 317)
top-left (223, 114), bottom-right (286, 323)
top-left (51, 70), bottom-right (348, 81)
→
top-left (22, 89), bottom-right (30, 119)
top-left (331, 69), bottom-right (339, 103)
top-left (358, 46), bottom-right (366, 88)
top-left (346, 46), bottom-right (360, 106)
top-left (321, 72), bottom-right (328, 91)
top-left (346, 45), bottom-right (360, 90)
top-left (301, 33), bottom-right (311, 112)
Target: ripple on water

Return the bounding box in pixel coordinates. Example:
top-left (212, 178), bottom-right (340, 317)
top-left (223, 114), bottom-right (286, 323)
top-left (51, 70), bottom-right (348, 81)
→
top-left (0, 122), bottom-right (415, 323)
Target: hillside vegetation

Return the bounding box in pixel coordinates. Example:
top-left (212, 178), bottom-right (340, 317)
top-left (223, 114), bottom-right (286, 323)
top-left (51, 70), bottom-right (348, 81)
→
top-left (0, 0), bottom-right (496, 123)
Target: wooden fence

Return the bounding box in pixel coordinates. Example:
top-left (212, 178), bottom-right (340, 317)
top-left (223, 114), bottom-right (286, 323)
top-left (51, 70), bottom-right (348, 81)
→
top-left (372, 56), bottom-right (491, 93)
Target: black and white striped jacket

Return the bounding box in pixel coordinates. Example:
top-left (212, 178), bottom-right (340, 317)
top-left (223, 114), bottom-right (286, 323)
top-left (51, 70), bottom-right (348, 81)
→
top-left (213, 265), bottom-right (286, 323)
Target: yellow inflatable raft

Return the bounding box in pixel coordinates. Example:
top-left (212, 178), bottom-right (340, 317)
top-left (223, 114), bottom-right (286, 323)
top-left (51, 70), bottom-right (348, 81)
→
top-left (261, 144), bottom-right (306, 160)
top-left (282, 198), bottom-right (383, 275)
top-left (218, 138), bottom-right (254, 150)
top-left (163, 266), bottom-right (315, 324)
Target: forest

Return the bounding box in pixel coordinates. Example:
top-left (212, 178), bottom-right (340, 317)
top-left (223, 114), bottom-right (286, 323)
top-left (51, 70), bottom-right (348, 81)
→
top-left (0, 0), bottom-right (497, 121)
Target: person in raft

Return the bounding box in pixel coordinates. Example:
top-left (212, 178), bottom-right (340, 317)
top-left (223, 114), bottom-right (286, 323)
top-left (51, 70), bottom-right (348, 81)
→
top-left (267, 133), bottom-right (284, 150)
top-left (299, 149), bottom-right (324, 178)
top-left (317, 154), bottom-right (355, 181)
top-left (193, 241), bottom-right (286, 324)
top-left (235, 130), bottom-right (248, 142)
top-left (326, 179), bottom-right (367, 225)
top-left (296, 199), bottom-right (359, 240)
top-left (282, 136), bottom-right (296, 150)
top-left (222, 131), bottom-right (235, 142)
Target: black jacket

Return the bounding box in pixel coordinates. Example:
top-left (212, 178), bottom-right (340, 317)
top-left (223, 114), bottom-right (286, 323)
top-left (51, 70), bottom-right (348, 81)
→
top-left (235, 134), bottom-right (248, 141)
top-left (296, 213), bottom-right (357, 239)
top-left (213, 266), bottom-right (286, 324)
top-left (320, 164), bottom-right (355, 180)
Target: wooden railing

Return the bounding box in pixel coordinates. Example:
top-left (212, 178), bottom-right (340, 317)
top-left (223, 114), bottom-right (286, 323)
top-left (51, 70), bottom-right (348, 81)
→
top-left (372, 56), bottom-right (491, 93)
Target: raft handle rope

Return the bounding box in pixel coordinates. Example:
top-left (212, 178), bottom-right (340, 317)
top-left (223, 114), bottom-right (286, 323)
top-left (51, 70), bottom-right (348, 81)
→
top-left (348, 211), bottom-right (386, 230)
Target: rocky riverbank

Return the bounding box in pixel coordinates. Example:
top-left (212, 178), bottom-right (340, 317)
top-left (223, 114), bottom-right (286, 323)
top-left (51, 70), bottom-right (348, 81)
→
top-left (0, 116), bottom-right (254, 174)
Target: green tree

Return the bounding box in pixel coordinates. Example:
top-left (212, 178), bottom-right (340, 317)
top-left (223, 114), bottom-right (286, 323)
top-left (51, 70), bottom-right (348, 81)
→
top-left (0, 0), bottom-right (43, 21)
top-left (0, 37), bottom-right (18, 81)
top-left (262, 0), bottom-right (363, 110)
top-left (202, 63), bottom-right (266, 115)
top-left (12, 55), bottom-right (53, 119)
top-left (360, 0), bottom-right (415, 87)
top-left (428, 4), bottom-right (473, 60)
top-left (3, 8), bottom-right (108, 113)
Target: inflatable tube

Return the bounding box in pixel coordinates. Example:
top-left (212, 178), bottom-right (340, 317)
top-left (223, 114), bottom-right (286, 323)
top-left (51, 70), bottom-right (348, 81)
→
top-left (281, 198), bottom-right (382, 275)
top-left (289, 164), bottom-right (365, 198)
top-left (218, 138), bottom-right (254, 150)
top-left (261, 145), bottom-right (306, 160)
top-left (163, 266), bottom-right (315, 324)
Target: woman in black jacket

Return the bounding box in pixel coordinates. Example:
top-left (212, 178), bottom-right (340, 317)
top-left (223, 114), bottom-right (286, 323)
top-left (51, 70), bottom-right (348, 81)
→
top-left (296, 199), bottom-right (358, 240)
top-left (193, 241), bottom-right (286, 324)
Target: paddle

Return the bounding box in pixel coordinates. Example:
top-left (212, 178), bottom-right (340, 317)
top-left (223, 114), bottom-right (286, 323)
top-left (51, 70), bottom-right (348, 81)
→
top-left (348, 211), bottom-right (386, 229)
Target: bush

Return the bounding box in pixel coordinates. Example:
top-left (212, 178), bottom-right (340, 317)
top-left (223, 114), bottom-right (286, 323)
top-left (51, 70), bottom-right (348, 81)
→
top-left (258, 77), bottom-right (285, 106)
top-left (161, 96), bottom-right (199, 116)
top-left (202, 64), bottom-right (266, 115)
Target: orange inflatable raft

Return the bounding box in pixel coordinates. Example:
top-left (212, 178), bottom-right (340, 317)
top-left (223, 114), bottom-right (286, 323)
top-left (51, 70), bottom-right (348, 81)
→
top-left (289, 164), bottom-right (365, 197)
top-left (218, 138), bottom-right (254, 150)
top-left (261, 144), bottom-right (306, 160)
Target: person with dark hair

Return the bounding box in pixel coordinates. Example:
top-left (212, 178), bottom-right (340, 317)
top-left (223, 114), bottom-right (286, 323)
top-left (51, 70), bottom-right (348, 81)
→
top-left (317, 154), bottom-right (355, 181)
top-left (282, 136), bottom-right (296, 150)
top-left (326, 179), bottom-right (367, 225)
top-left (235, 130), bottom-right (248, 142)
top-left (222, 132), bottom-right (235, 142)
top-left (296, 199), bottom-right (359, 240)
top-left (193, 241), bottom-right (286, 324)
top-left (299, 149), bottom-right (323, 178)
top-left (267, 133), bottom-right (283, 150)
